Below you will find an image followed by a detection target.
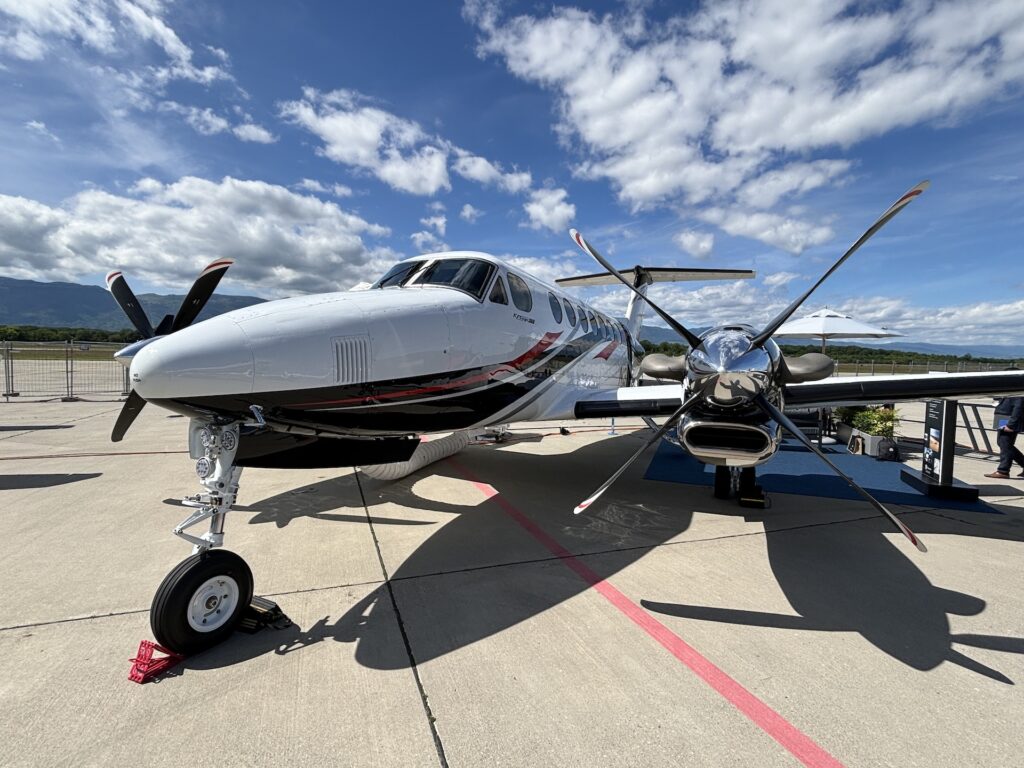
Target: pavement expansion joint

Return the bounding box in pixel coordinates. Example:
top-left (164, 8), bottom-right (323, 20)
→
top-left (0, 607), bottom-right (150, 633)
top-left (355, 471), bottom-right (450, 768)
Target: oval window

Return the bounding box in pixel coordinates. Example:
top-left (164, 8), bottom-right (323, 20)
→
top-left (564, 299), bottom-right (577, 326)
top-left (587, 311), bottom-right (597, 334)
top-left (579, 308), bottom-right (589, 332)
top-left (548, 292), bottom-right (563, 324)
top-left (508, 273), bottom-right (533, 312)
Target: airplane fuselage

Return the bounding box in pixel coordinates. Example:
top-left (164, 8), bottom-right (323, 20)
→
top-left (129, 251), bottom-right (634, 435)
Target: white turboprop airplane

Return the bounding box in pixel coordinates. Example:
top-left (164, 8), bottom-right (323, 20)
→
top-left (107, 181), bottom-right (1024, 655)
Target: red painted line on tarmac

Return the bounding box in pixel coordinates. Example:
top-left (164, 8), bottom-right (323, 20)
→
top-left (447, 458), bottom-right (846, 768)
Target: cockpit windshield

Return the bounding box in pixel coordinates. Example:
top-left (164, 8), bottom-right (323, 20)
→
top-left (417, 258), bottom-right (495, 300)
top-left (372, 260), bottom-right (424, 289)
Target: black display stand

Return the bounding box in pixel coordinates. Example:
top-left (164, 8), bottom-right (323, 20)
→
top-left (900, 399), bottom-right (979, 502)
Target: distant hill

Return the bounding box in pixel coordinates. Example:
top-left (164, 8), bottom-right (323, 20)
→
top-left (0, 276), bottom-right (265, 331)
top-left (638, 324), bottom-right (1024, 359)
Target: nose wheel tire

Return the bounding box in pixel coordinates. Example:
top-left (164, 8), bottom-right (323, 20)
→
top-left (150, 549), bottom-right (254, 655)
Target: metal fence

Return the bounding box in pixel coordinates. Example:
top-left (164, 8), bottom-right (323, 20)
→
top-left (833, 360), bottom-right (1007, 376)
top-left (1, 341), bottom-right (129, 402)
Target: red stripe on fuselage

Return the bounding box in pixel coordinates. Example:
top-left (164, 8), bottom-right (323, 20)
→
top-left (595, 340), bottom-right (619, 360)
top-left (294, 330), bottom-right (564, 408)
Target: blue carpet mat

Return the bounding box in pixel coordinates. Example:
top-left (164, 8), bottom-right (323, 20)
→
top-left (643, 439), bottom-right (1000, 513)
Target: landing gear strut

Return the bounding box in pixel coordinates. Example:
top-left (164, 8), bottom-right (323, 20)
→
top-left (151, 420), bottom-right (253, 655)
top-left (713, 466), bottom-right (768, 509)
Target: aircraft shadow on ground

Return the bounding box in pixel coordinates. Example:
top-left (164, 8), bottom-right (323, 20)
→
top-left (0, 472), bottom-right (101, 490)
top-left (179, 433), bottom-right (1024, 684)
top-left (642, 506), bottom-right (1024, 684)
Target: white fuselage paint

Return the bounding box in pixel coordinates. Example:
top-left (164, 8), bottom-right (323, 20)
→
top-left (130, 251), bottom-right (634, 432)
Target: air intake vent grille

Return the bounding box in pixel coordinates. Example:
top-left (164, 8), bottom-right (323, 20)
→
top-left (333, 335), bottom-right (370, 385)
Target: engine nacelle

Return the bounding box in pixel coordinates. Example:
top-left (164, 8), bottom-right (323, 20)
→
top-left (677, 416), bottom-right (780, 467)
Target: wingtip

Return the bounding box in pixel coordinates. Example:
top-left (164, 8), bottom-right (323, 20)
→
top-left (200, 258), bottom-right (235, 275)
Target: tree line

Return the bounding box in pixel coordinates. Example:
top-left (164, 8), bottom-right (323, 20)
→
top-left (0, 325), bottom-right (141, 343)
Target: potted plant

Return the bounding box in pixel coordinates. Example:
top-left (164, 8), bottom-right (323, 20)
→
top-left (837, 406), bottom-right (899, 456)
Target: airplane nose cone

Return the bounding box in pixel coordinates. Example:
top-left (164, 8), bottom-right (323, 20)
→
top-left (131, 320), bottom-right (254, 400)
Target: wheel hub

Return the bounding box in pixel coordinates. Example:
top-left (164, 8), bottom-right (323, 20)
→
top-left (187, 575), bottom-right (240, 633)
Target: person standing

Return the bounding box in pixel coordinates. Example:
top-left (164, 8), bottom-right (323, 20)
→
top-left (985, 395), bottom-right (1024, 479)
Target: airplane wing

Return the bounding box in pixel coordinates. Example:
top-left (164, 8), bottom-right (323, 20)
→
top-left (783, 370), bottom-right (1024, 409)
top-left (573, 383), bottom-right (685, 418)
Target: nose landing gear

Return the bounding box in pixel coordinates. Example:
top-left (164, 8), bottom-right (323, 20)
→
top-left (151, 420), bottom-right (254, 655)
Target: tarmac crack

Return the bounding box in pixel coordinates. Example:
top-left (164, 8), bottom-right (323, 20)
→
top-left (355, 470), bottom-right (450, 768)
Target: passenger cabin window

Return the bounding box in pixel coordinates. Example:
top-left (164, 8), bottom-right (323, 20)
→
top-left (419, 258), bottom-right (495, 300)
top-left (373, 260), bottom-right (423, 288)
top-left (489, 275), bottom-right (508, 305)
top-left (579, 308), bottom-right (589, 332)
top-left (548, 292), bottom-right (563, 323)
top-left (508, 273), bottom-right (533, 312)
top-left (587, 311), bottom-right (597, 333)
top-left (564, 300), bottom-right (577, 326)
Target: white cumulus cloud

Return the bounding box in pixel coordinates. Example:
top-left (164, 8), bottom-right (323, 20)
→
top-left (468, 0), bottom-right (1024, 252)
top-left (460, 203), bottom-right (483, 223)
top-left (0, 175), bottom-right (395, 296)
top-left (673, 229), bottom-right (714, 259)
top-left (524, 187), bottom-right (575, 233)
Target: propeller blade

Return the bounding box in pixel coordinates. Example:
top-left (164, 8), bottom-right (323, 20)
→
top-left (170, 258), bottom-right (235, 332)
top-left (753, 394), bottom-right (926, 552)
top-left (112, 390), bottom-right (147, 443)
top-left (575, 392), bottom-right (702, 514)
top-left (105, 270), bottom-right (155, 339)
top-left (749, 180), bottom-right (929, 347)
top-left (153, 314), bottom-right (175, 336)
top-left (569, 229), bottom-right (704, 349)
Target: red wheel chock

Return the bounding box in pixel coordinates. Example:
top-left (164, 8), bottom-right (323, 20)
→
top-left (129, 640), bottom-right (184, 684)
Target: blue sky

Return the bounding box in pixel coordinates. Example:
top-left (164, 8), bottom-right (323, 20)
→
top-left (1, 1), bottom-right (1023, 344)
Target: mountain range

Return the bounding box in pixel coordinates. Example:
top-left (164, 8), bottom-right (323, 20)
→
top-left (2, 275), bottom-right (1022, 359)
top-left (0, 275), bottom-right (264, 330)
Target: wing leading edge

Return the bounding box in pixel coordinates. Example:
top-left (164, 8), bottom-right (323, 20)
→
top-left (784, 370), bottom-right (1024, 409)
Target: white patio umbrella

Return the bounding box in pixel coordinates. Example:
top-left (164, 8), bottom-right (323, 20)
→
top-left (773, 308), bottom-right (902, 353)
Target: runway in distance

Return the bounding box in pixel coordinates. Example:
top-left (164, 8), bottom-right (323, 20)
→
top-left (105, 181), bottom-right (1024, 655)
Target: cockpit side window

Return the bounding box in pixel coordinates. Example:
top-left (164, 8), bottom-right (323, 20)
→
top-left (507, 273), bottom-right (534, 312)
top-left (419, 258), bottom-right (496, 300)
top-left (372, 260), bottom-right (423, 289)
top-left (489, 275), bottom-right (509, 305)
